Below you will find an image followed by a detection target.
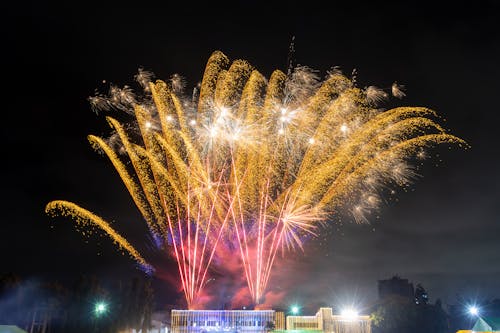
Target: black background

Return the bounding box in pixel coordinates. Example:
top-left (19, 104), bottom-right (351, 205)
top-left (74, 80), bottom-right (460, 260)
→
top-left (3, 0), bottom-right (500, 310)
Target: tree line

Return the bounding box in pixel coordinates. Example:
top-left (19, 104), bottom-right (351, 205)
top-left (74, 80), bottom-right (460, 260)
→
top-left (0, 273), bottom-right (154, 333)
top-left (370, 281), bottom-right (500, 333)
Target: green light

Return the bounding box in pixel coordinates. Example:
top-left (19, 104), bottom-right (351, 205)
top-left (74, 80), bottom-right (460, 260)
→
top-left (95, 302), bottom-right (107, 316)
top-left (291, 305), bottom-right (299, 314)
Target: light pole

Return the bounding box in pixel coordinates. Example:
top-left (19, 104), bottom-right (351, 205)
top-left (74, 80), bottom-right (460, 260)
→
top-left (466, 305), bottom-right (480, 329)
top-left (93, 301), bottom-right (108, 333)
top-left (95, 302), bottom-right (108, 316)
top-left (468, 306), bottom-right (479, 317)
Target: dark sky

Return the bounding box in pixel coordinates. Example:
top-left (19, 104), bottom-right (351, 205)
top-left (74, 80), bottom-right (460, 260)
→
top-left (3, 0), bottom-right (499, 312)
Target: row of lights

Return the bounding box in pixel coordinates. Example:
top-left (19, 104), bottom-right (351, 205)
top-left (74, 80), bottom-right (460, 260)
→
top-left (289, 304), bottom-right (482, 321)
top-left (290, 305), bottom-right (359, 321)
top-left (92, 301), bottom-right (481, 324)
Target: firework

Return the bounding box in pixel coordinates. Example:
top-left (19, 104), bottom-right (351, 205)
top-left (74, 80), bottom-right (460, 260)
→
top-left (46, 50), bottom-right (465, 307)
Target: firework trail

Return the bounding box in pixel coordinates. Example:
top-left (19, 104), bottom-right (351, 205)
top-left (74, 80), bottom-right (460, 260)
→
top-left (46, 51), bottom-right (465, 307)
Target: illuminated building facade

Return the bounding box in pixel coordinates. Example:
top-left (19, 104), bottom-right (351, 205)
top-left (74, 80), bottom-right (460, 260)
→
top-left (171, 310), bottom-right (284, 333)
top-left (286, 308), bottom-right (371, 333)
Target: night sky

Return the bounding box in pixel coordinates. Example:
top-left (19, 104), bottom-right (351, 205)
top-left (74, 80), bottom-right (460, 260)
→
top-left (3, 0), bottom-right (500, 311)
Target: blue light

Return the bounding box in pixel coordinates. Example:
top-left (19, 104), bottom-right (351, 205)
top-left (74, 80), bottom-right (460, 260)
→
top-left (468, 306), bottom-right (479, 316)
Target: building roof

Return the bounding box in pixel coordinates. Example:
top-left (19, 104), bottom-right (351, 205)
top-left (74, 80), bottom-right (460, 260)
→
top-left (472, 317), bottom-right (500, 331)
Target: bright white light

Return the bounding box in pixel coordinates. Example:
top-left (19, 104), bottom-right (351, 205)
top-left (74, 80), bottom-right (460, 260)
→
top-left (220, 107), bottom-right (229, 116)
top-left (145, 121), bottom-right (152, 128)
top-left (166, 115), bottom-right (173, 122)
top-left (190, 119), bottom-right (197, 126)
top-left (340, 124), bottom-right (348, 133)
top-left (468, 306), bottom-right (479, 316)
top-left (340, 308), bottom-right (358, 321)
top-left (210, 127), bottom-right (218, 137)
top-left (291, 306), bottom-right (299, 314)
top-left (308, 138), bottom-right (315, 144)
top-left (281, 107), bottom-right (287, 115)
top-left (280, 116), bottom-right (289, 123)
top-left (278, 128), bottom-right (284, 135)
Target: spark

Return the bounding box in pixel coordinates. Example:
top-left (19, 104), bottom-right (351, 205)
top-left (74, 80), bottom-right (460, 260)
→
top-left (417, 149), bottom-right (427, 160)
top-left (134, 68), bottom-right (155, 91)
top-left (365, 86), bottom-right (388, 105)
top-left (392, 82), bottom-right (406, 98)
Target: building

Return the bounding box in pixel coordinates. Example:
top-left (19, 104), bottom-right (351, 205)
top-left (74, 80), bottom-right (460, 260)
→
top-left (170, 308), bottom-right (369, 333)
top-left (377, 276), bottom-right (414, 300)
top-left (286, 308), bottom-right (371, 333)
top-left (170, 309), bottom-right (284, 333)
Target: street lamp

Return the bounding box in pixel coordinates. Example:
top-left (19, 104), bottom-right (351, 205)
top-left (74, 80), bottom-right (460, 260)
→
top-left (340, 308), bottom-right (359, 321)
top-left (291, 305), bottom-right (300, 315)
top-left (95, 302), bottom-right (108, 317)
top-left (468, 305), bottom-right (479, 316)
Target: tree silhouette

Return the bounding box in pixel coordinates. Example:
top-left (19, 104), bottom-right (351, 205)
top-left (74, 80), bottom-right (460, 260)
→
top-left (371, 280), bottom-right (450, 333)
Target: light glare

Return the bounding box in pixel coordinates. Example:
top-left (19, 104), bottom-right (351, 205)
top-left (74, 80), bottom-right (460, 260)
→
top-left (468, 306), bottom-right (479, 316)
top-left (340, 308), bottom-right (358, 321)
top-left (95, 302), bottom-right (107, 316)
